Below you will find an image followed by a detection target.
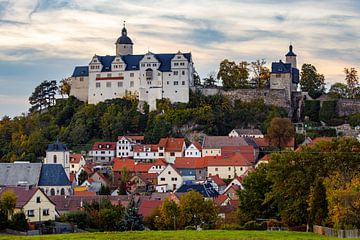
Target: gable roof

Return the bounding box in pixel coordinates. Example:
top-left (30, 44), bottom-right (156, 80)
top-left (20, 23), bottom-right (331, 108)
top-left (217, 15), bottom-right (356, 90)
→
top-left (188, 142), bottom-right (202, 151)
top-left (207, 152), bottom-right (253, 167)
top-left (271, 61), bottom-right (291, 74)
top-left (158, 138), bottom-right (185, 152)
top-left (138, 200), bottom-right (163, 218)
top-left (113, 158), bottom-right (135, 172)
top-left (202, 136), bottom-right (249, 149)
top-left (208, 174), bottom-right (226, 187)
top-left (47, 141), bottom-right (68, 151)
top-left (174, 157), bottom-right (207, 169)
top-left (117, 135), bottom-right (145, 141)
top-left (0, 186), bottom-right (41, 208)
top-left (70, 154), bottom-right (83, 164)
top-left (92, 142), bottom-right (116, 151)
top-left (0, 162), bottom-right (42, 187)
top-left (38, 164), bottom-right (71, 186)
top-left (72, 66), bottom-right (89, 77)
top-left (176, 182), bottom-right (219, 198)
top-left (221, 145), bottom-right (255, 163)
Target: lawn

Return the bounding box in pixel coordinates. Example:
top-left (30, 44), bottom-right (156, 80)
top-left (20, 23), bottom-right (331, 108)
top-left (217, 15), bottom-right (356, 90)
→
top-left (0, 230), bottom-right (353, 240)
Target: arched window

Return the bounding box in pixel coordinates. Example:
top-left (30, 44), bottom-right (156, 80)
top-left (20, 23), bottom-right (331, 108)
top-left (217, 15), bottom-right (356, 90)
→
top-left (145, 68), bottom-right (153, 81)
top-left (60, 188), bottom-right (65, 195)
top-left (50, 188), bottom-right (55, 196)
top-left (53, 155), bottom-right (57, 163)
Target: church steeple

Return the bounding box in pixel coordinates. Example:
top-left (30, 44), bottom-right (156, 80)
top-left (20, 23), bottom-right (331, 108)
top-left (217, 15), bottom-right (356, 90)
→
top-left (115, 21), bottom-right (134, 56)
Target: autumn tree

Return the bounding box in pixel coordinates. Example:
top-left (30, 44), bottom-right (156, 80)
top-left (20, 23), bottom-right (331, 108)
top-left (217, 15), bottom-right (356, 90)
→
top-left (59, 77), bottom-right (71, 97)
top-left (300, 64), bottom-right (325, 99)
top-left (1, 190), bottom-right (17, 219)
top-left (118, 167), bottom-right (130, 195)
top-left (250, 59), bottom-right (270, 89)
top-left (344, 67), bottom-right (359, 98)
top-left (155, 198), bottom-right (180, 230)
top-left (267, 117), bottom-right (295, 150)
top-left (217, 59), bottom-right (249, 89)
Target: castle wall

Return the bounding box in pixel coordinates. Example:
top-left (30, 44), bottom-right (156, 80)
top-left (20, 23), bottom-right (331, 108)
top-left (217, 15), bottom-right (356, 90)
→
top-left (336, 99), bottom-right (360, 117)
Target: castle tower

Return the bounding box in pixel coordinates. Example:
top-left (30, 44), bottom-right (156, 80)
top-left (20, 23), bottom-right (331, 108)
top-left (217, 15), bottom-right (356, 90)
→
top-left (44, 141), bottom-right (70, 178)
top-left (285, 45), bottom-right (297, 69)
top-left (115, 22), bottom-right (133, 56)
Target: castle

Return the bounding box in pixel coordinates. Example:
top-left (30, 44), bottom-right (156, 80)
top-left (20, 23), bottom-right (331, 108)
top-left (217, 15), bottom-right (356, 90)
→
top-left (70, 24), bottom-right (195, 110)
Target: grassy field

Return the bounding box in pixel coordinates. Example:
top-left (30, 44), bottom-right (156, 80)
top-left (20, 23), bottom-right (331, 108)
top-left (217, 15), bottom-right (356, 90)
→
top-left (0, 230), bottom-right (355, 240)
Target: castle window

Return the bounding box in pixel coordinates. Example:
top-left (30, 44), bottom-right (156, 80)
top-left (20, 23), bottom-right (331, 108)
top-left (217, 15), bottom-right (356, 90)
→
top-left (130, 81), bottom-right (134, 87)
top-left (174, 62), bottom-right (179, 66)
top-left (167, 81), bottom-right (169, 85)
top-left (153, 63), bottom-right (157, 67)
top-left (118, 82), bottom-right (123, 87)
top-left (182, 70), bottom-right (185, 75)
top-left (147, 57), bottom-right (151, 60)
top-left (53, 155), bottom-right (57, 163)
top-left (106, 82), bottom-right (111, 88)
top-left (116, 59), bottom-right (120, 62)
top-left (147, 63), bottom-right (151, 67)
top-left (180, 62), bottom-right (185, 66)
top-left (80, 77), bottom-right (84, 82)
top-left (177, 56), bottom-right (181, 59)
top-left (107, 73), bottom-right (112, 77)
top-left (96, 82), bottom-right (101, 88)
top-left (96, 74), bottom-right (100, 78)
top-left (173, 71), bottom-right (178, 76)
top-left (182, 81), bottom-right (185, 85)
top-left (146, 68), bottom-right (153, 81)
top-left (130, 73), bottom-right (134, 77)
top-left (174, 81), bottom-right (178, 85)
top-left (276, 74), bottom-right (281, 78)
top-left (141, 64), bottom-right (145, 67)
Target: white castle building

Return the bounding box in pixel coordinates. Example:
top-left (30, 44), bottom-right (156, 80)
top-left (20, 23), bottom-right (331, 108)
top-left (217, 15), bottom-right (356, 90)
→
top-left (70, 24), bottom-right (195, 110)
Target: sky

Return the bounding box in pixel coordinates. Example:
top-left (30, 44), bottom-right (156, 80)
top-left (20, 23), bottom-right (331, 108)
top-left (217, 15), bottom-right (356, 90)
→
top-left (0, 0), bottom-right (360, 118)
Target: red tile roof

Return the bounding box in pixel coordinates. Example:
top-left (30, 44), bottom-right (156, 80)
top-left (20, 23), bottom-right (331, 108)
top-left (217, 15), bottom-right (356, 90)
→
top-left (118, 135), bottom-right (144, 141)
top-left (138, 199), bottom-right (163, 218)
top-left (259, 154), bottom-right (270, 162)
top-left (70, 153), bottom-right (83, 164)
top-left (133, 144), bottom-right (158, 152)
top-left (92, 142), bottom-right (116, 151)
top-left (152, 159), bottom-right (167, 166)
top-left (139, 173), bottom-right (158, 181)
top-left (192, 141), bottom-right (202, 151)
top-left (221, 145), bottom-right (255, 163)
top-left (82, 164), bottom-right (94, 174)
top-left (255, 138), bottom-right (295, 148)
top-left (113, 158), bottom-right (135, 172)
top-left (134, 163), bottom-right (153, 173)
top-left (174, 157), bottom-right (208, 169)
top-left (159, 138), bottom-right (185, 152)
top-left (208, 174), bottom-right (226, 187)
top-left (74, 191), bottom-right (96, 196)
top-left (207, 152), bottom-right (253, 166)
top-left (214, 194), bottom-right (229, 206)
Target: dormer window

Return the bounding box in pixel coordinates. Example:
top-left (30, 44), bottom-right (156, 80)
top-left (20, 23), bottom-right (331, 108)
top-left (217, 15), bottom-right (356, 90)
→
top-left (177, 56), bottom-right (181, 59)
top-left (147, 57), bottom-right (151, 60)
top-left (94, 60), bottom-right (97, 63)
top-left (116, 59), bottom-right (120, 62)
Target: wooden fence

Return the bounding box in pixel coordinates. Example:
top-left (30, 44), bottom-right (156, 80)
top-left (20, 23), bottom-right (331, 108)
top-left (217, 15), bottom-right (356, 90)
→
top-left (314, 225), bottom-right (360, 238)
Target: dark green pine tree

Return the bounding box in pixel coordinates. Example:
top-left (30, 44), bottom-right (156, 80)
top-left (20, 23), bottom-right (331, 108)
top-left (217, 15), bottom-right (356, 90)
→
top-left (123, 197), bottom-right (144, 231)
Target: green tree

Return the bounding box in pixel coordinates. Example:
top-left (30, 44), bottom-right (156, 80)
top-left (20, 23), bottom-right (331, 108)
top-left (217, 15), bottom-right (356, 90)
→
top-left (29, 80), bottom-right (58, 113)
top-left (307, 178), bottom-right (328, 228)
top-left (319, 101), bottom-right (337, 124)
top-left (250, 59), bottom-right (270, 89)
top-left (328, 82), bottom-right (349, 99)
top-left (99, 205), bottom-right (125, 231)
top-left (217, 59), bottom-right (249, 89)
top-left (124, 197), bottom-right (144, 231)
top-left (203, 72), bottom-right (217, 87)
top-left (155, 198), bottom-right (180, 230)
top-left (238, 164), bottom-right (277, 224)
top-left (193, 70), bottom-right (201, 86)
top-left (77, 170), bottom-right (88, 186)
top-left (267, 117), bottom-right (295, 150)
top-left (118, 167), bottom-right (130, 195)
top-left (344, 67), bottom-right (359, 98)
top-left (300, 64), bottom-right (325, 99)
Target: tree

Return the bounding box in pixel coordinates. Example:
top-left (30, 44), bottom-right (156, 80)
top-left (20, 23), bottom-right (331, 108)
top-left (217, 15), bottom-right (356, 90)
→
top-left (267, 117), bottom-right (295, 150)
top-left (193, 70), bottom-right (201, 86)
top-left (124, 197), bottom-right (144, 230)
top-left (328, 82), bottom-right (350, 99)
top-left (307, 178), bottom-right (328, 228)
top-left (118, 167), bottom-right (130, 195)
top-left (59, 77), bottom-right (71, 97)
top-left (300, 64), bottom-right (325, 99)
top-left (29, 80), bottom-right (58, 113)
top-left (217, 59), bottom-right (249, 89)
top-left (250, 59), bottom-right (270, 89)
top-left (179, 191), bottom-right (218, 229)
top-left (10, 212), bottom-right (28, 231)
top-left (99, 205), bottom-right (125, 231)
top-left (238, 164), bottom-right (277, 224)
top-left (203, 72), bottom-right (217, 87)
top-left (155, 198), bottom-right (180, 230)
top-left (77, 170), bottom-right (88, 186)
top-left (1, 190), bottom-right (17, 219)
top-left (344, 67), bottom-right (359, 98)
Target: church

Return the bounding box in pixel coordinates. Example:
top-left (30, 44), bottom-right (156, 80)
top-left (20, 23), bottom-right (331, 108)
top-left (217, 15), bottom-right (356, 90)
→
top-left (70, 24), bottom-right (195, 110)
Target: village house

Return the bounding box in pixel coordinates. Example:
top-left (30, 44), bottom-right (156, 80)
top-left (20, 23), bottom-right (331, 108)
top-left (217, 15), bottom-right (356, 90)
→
top-left (228, 128), bottom-right (264, 138)
top-left (184, 142), bottom-right (202, 157)
top-left (148, 159), bottom-right (167, 174)
top-left (201, 136), bottom-right (251, 157)
top-left (174, 157), bottom-right (207, 181)
top-left (207, 152), bottom-right (253, 179)
top-left (88, 142), bottom-right (117, 162)
top-left (0, 186), bottom-right (57, 223)
top-left (222, 176), bottom-right (244, 200)
top-left (156, 164), bottom-right (183, 192)
top-left (69, 153), bottom-right (86, 175)
top-left (158, 138), bottom-right (186, 164)
top-left (207, 174), bottom-right (227, 194)
top-left (116, 135), bottom-right (144, 158)
top-left (133, 144), bottom-right (159, 162)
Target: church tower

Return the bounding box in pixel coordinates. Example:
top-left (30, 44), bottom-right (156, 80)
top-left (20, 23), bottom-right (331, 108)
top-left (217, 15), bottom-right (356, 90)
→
top-left (285, 45), bottom-right (297, 69)
top-left (115, 22), bottom-right (133, 56)
top-left (44, 141), bottom-right (70, 178)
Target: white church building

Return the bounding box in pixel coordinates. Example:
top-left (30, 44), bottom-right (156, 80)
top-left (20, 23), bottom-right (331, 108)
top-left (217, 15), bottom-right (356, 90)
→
top-left (70, 24), bottom-right (195, 110)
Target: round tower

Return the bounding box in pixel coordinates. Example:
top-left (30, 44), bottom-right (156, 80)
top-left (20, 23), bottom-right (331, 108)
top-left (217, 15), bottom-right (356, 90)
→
top-left (115, 22), bottom-right (133, 56)
top-left (285, 45), bottom-right (297, 69)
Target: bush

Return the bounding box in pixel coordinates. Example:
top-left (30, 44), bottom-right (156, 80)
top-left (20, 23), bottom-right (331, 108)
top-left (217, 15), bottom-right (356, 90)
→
top-left (10, 212), bottom-right (28, 231)
top-left (243, 221), bottom-right (266, 230)
top-left (184, 225), bottom-right (197, 230)
top-left (219, 223), bottom-right (244, 230)
top-left (304, 100), bottom-right (320, 122)
top-left (62, 211), bottom-right (92, 229)
top-left (319, 101), bottom-right (337, 123)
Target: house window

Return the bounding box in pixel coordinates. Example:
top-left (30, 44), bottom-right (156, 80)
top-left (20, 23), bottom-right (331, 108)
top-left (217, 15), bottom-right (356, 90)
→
top-left (43, 209), bottom-right (49, 216)
top-left (106, 82), bottom-right (111, 88)
top-left (174, 81), bottom-right (178, 85)
top-left (168, 171), bottom-right (171, 174)
top-left (215, 168), bottom-right (218, 171)
top-left (166, 81), bottom-right (169, 85)
top-left (141, 64), bottom-right (145, 67)
top-left (96, 82), bottom-right (101, 88)
top-left (160, 178), bottom-right (165, 181)
top-left (228, 175), bottom-right (231, 179)
top-left (27, 210), bottom-right (35, 217)
top-left (153, 63), bottom-right (157, 67)
top-left (53, 155), bottom-right (57, 164)
top-left (36, 197), bottom-right (41, 203)
top-left (130, 81), bottom-right (134, 87)
top-left (159, 153), bottom-right (164, 157)
top-left (60, 188), bottom-right (65, 195)
top-left (228, 167), bottom-right (231, 171)
top-left (170, 152), bottom-right (175, 156)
